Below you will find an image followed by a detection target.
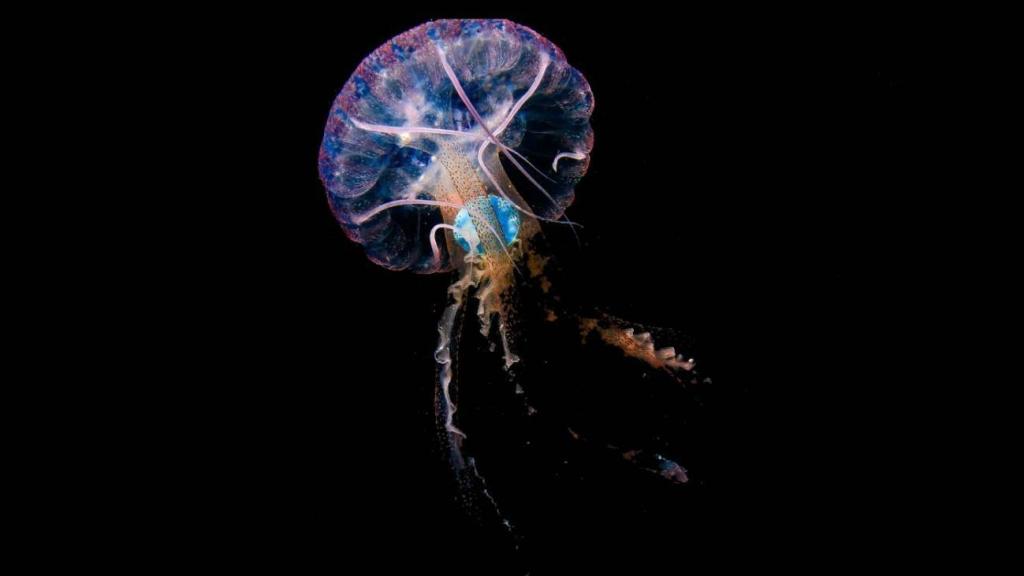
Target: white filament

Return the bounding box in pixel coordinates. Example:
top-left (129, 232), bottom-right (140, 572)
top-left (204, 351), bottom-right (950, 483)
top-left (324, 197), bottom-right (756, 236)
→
top-left (552, 151), bottom-right (587, 172)
top-left (349, 117), bottom-right (467, 138)
top-left (355, 198), bottom-right (462, 224)
top-left (429, 223), bottom-right (457, 265)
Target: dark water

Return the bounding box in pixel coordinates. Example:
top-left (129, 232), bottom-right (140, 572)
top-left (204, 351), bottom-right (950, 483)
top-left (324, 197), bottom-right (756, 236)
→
top-left (174, 8), bottom-right (920, 574)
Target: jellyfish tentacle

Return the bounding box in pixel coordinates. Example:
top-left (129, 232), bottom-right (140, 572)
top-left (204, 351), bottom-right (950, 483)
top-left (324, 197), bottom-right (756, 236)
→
top-left (474, 51), bottom-right (578, 213)
top-left (435, 45), bottom-right (501, 143)
top-left (348, 117), bottom-right (469, 138)
top-left (514, 389), bottom-right (689, 485)
top-left (436, 46), bottom-right (569, 219)
top-left (567, 427), bottom-right (690, 485)
top-left (579, 315), bottom-right (700, 384)
top-left (435, 262), bottom-right (488, 439)
top-left (552, 151), bottom-right (588, 172)
top-left (493, 52), bottom-right (550, 137)
top-left (429, 223), bottom-right (457, 266)
top-left (498, 141), bottom-right (584, 246)
top-left (354, 198), bottom-right (463, 225)
top-left (476, 140), bottom-right (583, 229)
top-left (498, 143), bottom-right (567, 218)
top-left (435, 271), bottom-right (519, 539)
top-left (436, 297), bottom-right (467, 439)
top-left (476, 140), bottom-right (551, 222)
top-left (487, 51), bottom-right (575, 184)
top-left (504, 147), bottom-right (557, 183)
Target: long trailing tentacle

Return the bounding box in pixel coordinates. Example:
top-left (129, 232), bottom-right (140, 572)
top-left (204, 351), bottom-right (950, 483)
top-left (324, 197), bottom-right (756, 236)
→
top-left (433, 264), bottom-right (519, 542)
top-left (435, 275), bottom-right (470, 438)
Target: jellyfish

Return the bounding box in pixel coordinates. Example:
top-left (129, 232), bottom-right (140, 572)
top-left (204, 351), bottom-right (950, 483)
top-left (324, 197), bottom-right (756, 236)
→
top-left (318, 19), bottom-right (704, 549)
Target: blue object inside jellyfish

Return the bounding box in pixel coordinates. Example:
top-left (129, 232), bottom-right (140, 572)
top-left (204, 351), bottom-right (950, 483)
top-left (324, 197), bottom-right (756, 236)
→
top-left (453, 195), bottom-right (521, 255)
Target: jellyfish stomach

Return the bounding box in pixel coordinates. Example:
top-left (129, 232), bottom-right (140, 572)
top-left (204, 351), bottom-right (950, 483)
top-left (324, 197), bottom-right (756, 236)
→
top-left (434, 140), bottom-right (522, 269)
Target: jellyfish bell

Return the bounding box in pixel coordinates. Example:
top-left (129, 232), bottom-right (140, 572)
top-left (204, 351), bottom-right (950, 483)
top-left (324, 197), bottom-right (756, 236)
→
top-left (318, 18), bottom-right (594, 275)
top-left (318, 19), bottom-right (597, 518)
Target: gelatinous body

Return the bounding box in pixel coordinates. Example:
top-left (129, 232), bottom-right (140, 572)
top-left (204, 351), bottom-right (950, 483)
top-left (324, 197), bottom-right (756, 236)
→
top-left (318, 19), bottom-right (704, 566)
top-left (318, 19), bottom-right (594, 272)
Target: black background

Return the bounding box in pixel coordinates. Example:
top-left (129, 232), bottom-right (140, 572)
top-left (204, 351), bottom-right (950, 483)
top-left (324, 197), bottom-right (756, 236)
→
top-left (160, 7), bottom-right (926, 573)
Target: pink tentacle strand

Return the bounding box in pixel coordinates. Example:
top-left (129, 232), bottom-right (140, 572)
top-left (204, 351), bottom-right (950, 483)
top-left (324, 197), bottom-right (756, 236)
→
top-left (355, 198), bottom-right (463, 225)
top-left (349, 117), bottom-right (469, 138)
top-left (435, 46), bottom-right (578, 232)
